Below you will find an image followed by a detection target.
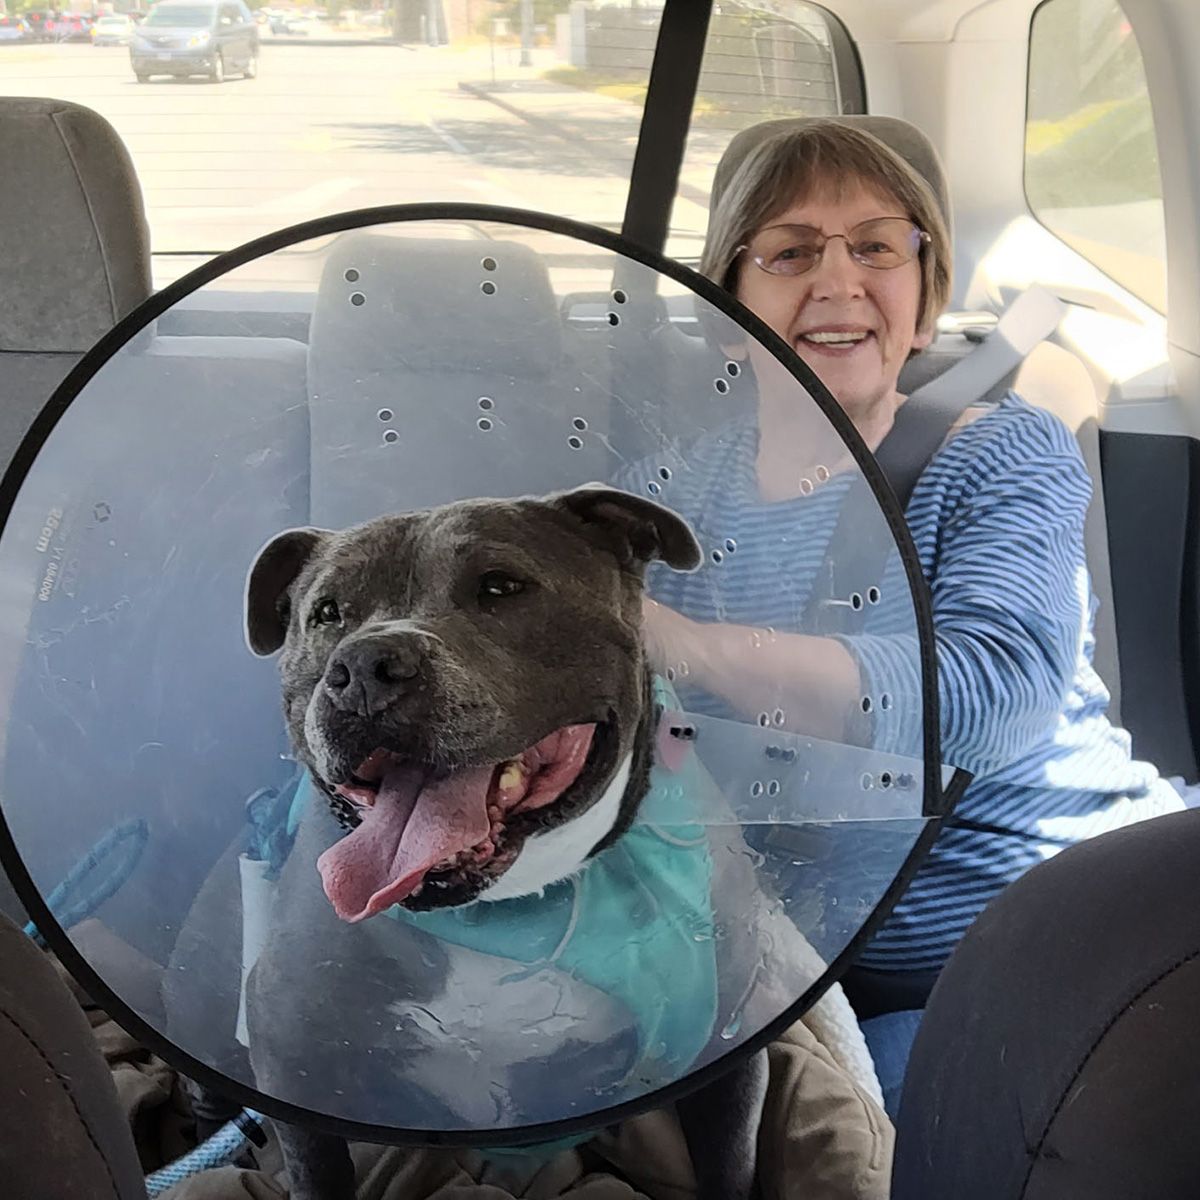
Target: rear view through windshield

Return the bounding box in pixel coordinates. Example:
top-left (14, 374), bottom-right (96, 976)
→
top-left (142, 7), bottom-right (216, 26)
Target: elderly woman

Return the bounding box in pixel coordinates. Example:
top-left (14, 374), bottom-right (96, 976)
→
top-left (641, 118), bottom-right (1183, 1106)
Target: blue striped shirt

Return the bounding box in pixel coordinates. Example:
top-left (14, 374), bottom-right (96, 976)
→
top-left (634, 392), bottom-right (1182, 973)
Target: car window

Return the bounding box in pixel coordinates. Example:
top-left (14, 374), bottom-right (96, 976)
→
top-left (1025, 0), bottom-right (1166, 311)
top-left (0, 2), bottom-right (860, 283)
top-left (142, 6), bottom-right (215, 26)
top-left (1, 1), bottom-right (673, 278)
top-left (667, 2), bottom-right (863, 264)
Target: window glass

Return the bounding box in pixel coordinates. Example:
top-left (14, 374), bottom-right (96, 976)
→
top-left (1, 1), bottom-right (663, 278)
top-left (667, 2), bottom-right (862, 264)
top-left (1026, 0), bottom-right (1166, 311)
top-left (141, 6), bottom-right (216, 26)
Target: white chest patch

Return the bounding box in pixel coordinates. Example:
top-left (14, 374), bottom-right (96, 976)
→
top-left (479, 754), bottom-right (633, 902)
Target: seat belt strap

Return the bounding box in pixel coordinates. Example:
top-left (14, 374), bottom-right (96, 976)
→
top-left (804, 286), bottom-right (1067, 635)
top-left (881, 284), bottom-right (1069, 508)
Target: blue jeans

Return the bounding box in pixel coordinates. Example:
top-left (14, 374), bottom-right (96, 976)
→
top-left (842, 966), bottom-right (937, 1121)
top-left (1169, 776), bottom-right (1200, 808)
top-left (860, 1008), bottom-right (924, 1120)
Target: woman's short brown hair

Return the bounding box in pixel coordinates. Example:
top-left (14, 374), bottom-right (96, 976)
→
top-left (700, 120), bottom-right (953, 339)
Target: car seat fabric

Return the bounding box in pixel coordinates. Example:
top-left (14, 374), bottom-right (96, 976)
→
top-left (0, 909), bottom-right (148, 1199)
top-left (894, 806), bottom-right (1200, 1199)
top-left (0, 97), bottom-right (152, 439)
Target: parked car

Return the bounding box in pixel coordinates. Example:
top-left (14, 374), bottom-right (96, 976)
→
top-left (47, 13), bottom-right (94, 41)
top-left (129, 0), bottom-right (258, 83)
top-left (0, 15), bottom-right (31, 42)
top-left (268, 12), bottom-right (311, 34)
top-left (91, 13), bottom-right (135, 44)
top-left (21, 10), bottom-right (52, 40)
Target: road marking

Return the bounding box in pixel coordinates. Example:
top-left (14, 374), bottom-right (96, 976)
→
top-left (423, 109), bottom-right (529, 206)
top-left (427, 115), bottom-right (468, 156)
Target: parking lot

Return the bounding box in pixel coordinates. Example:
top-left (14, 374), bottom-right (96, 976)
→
top-left (0, 37), bottom-right (719, 278)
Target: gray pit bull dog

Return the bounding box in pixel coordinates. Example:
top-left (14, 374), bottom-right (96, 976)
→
top-left (239, 484), bottom-right (770, 1200)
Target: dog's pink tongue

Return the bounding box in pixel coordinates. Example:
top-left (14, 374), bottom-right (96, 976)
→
top-left (316, 765), bottom-right (493, 923)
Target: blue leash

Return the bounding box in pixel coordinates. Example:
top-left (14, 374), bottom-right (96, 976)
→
top-left (22, 819), bottom-right (149, 948)
top-left (144, 1107), bottom-right (266, 1197)
top-left (18, 818), bottom-right (268, 1192)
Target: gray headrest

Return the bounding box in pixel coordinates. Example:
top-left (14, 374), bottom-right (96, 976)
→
top-left (310, 231), bottom-right (562, 378)
top-left (0, 98), bottom-right (151, 353)
top-left (710, 115), bottom-right (952, 233)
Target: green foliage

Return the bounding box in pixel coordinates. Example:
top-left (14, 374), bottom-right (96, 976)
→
top-left (1027, 96), bottom-right (1161, 208)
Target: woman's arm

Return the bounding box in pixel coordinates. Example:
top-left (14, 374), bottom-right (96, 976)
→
top-left (645, 427), bottom-right (1094, 772)
top-left (643, 598), bottom-right (862, 742)
top-left (861, 442), bottom-right (1094, 775)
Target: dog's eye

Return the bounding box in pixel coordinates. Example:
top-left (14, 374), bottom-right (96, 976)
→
top-left (478, 571), bottom-right (524, 600)
top-left (313, 598), bottom-right (342, 626)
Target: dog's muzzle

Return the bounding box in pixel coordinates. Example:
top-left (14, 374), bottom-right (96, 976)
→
top-left (323, 632), bottom-right (428, 718)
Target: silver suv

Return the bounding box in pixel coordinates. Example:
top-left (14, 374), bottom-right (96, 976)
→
top-left (130, 0), bottom-right (258, 84)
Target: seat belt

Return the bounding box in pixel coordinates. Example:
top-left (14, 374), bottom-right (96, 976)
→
top-left (805, 285), bottom-right (1067, 634)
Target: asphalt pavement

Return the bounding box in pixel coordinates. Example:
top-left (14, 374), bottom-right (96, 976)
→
top-left (1, 38), bottom-right (719, 275)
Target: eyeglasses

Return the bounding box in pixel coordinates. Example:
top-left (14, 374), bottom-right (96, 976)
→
top-left (737, 217), bottom-right (931, 277)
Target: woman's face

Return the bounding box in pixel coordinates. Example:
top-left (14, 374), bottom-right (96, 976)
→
top-left (734, 180), bottom-right (931, 423)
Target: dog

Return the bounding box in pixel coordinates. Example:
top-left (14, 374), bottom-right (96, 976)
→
top-left (238, 484), bottom-right (773, 1200)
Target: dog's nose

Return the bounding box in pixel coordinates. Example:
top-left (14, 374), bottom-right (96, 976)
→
top-left (324, 637), bottom-right (424, 715)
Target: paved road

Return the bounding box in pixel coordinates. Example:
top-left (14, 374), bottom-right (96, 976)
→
top-left (1, 40), bottom-right (719, 279)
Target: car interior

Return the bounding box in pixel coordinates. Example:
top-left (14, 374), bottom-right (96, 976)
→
top-left (2, 0), bottom-right (1200, 1195)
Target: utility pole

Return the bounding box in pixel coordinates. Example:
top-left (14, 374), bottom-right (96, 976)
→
top-left (425, 0), bottom-right (445, 45)
top-left (519, 0), bottom-right (532, 66)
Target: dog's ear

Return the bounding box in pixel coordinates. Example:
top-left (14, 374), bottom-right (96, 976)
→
top-left (245, 527), bottom-right (330, 656)
top-left (553, 485), bottom-right (702, 572)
